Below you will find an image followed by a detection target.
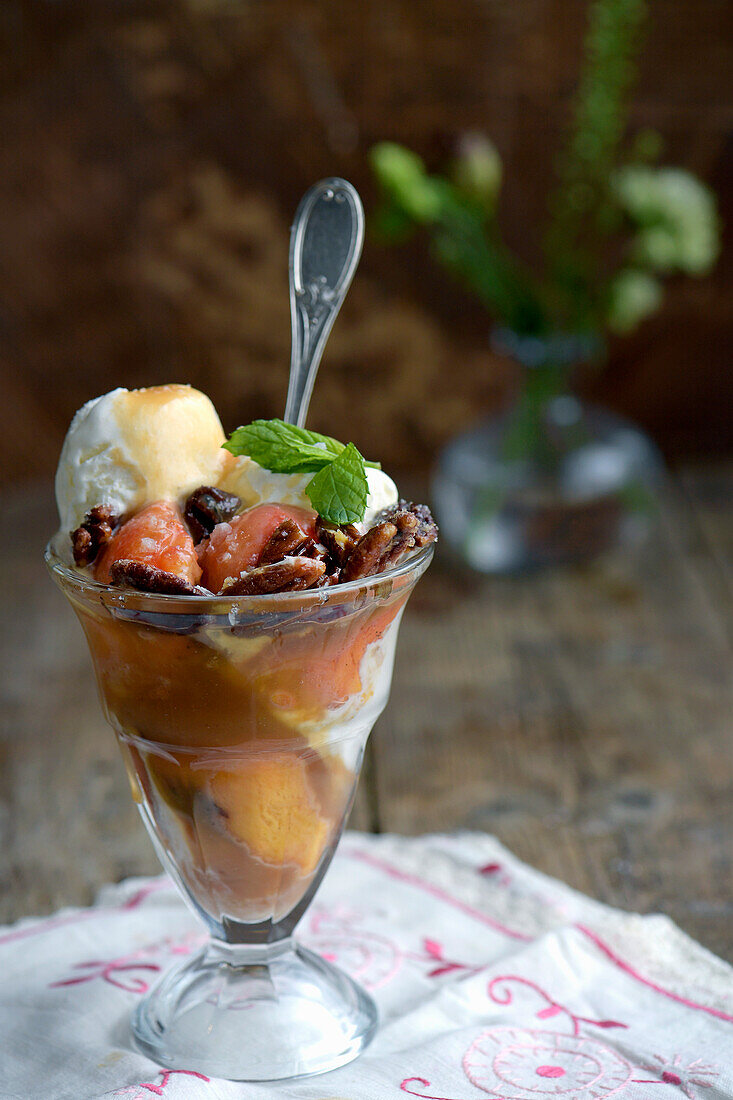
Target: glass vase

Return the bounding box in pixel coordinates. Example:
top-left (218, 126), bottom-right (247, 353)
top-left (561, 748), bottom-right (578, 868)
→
top-left (46, 540), bottom-right (433, 1081)
top-left (432, 330), bottom-right (664, 573)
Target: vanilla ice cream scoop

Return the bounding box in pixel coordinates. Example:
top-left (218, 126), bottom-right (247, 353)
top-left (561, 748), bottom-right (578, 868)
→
top-left (220, 456), bottom-right (399, 528)
top-left (55, 385), bottom-right (232, 532)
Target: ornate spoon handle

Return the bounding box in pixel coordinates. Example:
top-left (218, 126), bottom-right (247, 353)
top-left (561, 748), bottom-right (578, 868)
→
top-left (284, 178), bottom-right (365, 428)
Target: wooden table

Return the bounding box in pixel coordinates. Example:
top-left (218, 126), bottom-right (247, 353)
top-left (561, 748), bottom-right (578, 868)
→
top-left (1, 469), bottom-right (731, 961)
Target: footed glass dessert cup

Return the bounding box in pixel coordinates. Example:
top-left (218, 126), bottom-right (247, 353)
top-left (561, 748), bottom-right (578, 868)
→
top-left (46, 540), bottom-right (433, 1081)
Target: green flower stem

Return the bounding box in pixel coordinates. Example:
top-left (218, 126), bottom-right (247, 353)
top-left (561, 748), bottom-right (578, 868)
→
top-left (501, 366), bottom-right (570, 468)
top-left (543, 0), bottom-right (648, 330)
top-left (432, 205), bottom-right (547, 334)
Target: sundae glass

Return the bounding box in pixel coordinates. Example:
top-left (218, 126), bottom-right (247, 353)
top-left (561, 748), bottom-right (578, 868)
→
top-left (46, 383), bottom-right (436, 1080)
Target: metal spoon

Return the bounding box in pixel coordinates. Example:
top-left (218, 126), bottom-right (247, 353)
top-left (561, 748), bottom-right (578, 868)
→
top-left (283, 177), bottom-right (365, 428)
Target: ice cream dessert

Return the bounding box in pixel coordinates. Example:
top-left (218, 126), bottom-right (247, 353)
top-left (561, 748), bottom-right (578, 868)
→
top-left (51, 385), bottom-right (436, 932)
top-left (55, 385), bottom-right (231, 534)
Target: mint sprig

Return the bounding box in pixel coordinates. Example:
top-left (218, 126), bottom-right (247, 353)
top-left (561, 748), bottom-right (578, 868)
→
top-left (305, 442), bottom-right (368, 525)
top-left (224, 419), bottom-right (379, 473)
top-left (223, 419), bottom-right (375, 524)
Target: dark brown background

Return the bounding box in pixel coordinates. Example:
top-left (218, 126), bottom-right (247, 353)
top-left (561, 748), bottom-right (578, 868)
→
top-left (1, 0), bottom-right (731, 489)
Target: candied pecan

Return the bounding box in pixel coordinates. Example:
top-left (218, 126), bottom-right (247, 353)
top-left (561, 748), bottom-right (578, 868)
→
top-left (109, 559), bottom-right (197, 595)
top-left (258, 518), bottom-right (312, 565)
top-left (184, 486), bottom-right (241, 543)
top-left (380, 514), bottom-right (419, 569)
top-left (221, 556), bottom-right (326, 595)
top-left (71, 504), bottom-right (120, 566)
top-left (341, 521), bottom-right (398, 581)
top-left (303, 539), bottom-right (328, 560)
top-left (315, 517), bottom-right (359, 567)
top-left (71, 526), bottom-right (94, 566)
top-left (341, 503), bottom-right (438, 580)
top-left (315, 567), bottom-right (341, 587)
top-left (382, 500), bottom-right (439, 548)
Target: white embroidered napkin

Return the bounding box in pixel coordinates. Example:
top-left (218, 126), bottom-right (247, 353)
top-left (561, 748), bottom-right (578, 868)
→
top-left (2, 832), bottom-right (731, 1100)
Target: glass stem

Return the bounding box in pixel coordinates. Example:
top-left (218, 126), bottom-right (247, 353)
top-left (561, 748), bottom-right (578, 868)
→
top-left (207, 935), bottom-right (296, 971)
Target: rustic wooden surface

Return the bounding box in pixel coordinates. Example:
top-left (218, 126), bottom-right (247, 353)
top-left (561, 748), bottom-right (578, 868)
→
top-left (1, 468), bottom-right (731, 963)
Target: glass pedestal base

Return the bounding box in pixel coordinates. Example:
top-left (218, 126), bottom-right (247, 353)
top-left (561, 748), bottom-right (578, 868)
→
top-left (131, 938), bottom-right (377, 1081)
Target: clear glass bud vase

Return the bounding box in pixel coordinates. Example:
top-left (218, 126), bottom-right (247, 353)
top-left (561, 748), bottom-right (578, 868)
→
top-left (432, 330), bottom-right (664, 573)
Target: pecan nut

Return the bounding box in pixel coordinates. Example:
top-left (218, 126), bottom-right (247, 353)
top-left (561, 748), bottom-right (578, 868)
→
top-left (221, 556), bottom-right (326, 595)
top-left (315, 567), bottom-right (342, 587)
top-left (315, 517), bottom-right (360, 567)
top-left (184, 486), bottom-right (241, 543)
top-left (258, 518), bottom-right (313, 565)
top-left (109, 559), bottom-right (197, 595)
top-left (72, 526), bottom-right (94, 566)
top-left (341, 521), bottom-right (399, 581)
top-left (71, 505), bottom-right (120, 566)
top-left (382, 500), bottom-right (439, 548)
top-left (341, 502), bottom-right (438, 580)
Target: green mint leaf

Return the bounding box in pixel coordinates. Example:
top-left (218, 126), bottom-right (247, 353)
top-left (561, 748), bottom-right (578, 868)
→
top-left (223, 419), bottom-right (380, 472)
top-left (305, 442), bottom-right (369, 524)
top-left (223, 420), bottom-right (340, 471)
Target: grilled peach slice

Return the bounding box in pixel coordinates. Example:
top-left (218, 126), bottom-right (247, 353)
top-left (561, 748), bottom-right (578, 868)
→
top-left (199, 503), bottom-right (317, 594)
top-left (94, 500), bottom-right (202, 587)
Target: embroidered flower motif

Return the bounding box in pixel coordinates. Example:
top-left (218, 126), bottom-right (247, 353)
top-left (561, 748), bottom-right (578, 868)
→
top-left (487, 975), bottom-right (627, 1035)
top-left (416, 937), bottom-right (483, 979)
top-left (462, 1027), bottom-right (632, 1098)
top-left (109, 1069), bottom-right (210, 1096)
top-left (635, 1054), bottom-right (720, 1098)
top-left (304, 909), bottom-right (403, 990)
top-left (50, 932), bottom-right (204, 994)
top-left (306, 927), bottom-right (402, 990)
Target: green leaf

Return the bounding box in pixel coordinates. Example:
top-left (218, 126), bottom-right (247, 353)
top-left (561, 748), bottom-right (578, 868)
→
top-left (370, 142), bottom-right (445, 223)
top-left (223, 419), bottom-right (379, 472)
top-left (305, 442), bottom-right (369, 524)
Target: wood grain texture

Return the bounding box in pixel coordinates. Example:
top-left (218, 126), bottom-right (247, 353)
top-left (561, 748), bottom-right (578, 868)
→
top-left (1, 471), bottom-right (731, 967)
top-left (678, 465), bottom-right (733, 633)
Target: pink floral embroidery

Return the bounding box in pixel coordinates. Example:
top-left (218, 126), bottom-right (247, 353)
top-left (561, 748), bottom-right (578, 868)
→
top-left (400, 970), bottom-right (722, 1100)
top-left (400, 1078), bottom-right (470, 1099)
top-left (111, 1069), bottom-right (210, 1097)
top-left (307, 908), bottom-right (486, 987)
top-left (400, 974), bottom-right (633, 1099)
top-left (400, 1027), bottom-right (632, 1099)
top-left (632, 1054), bottom-right (720, 1097)
top-left (51, 957), bottom-right (161, 994)
top-left (463, 1027), bottom-right (632, 1098)
top-left (50, 932), bottom-right (204, 994)
top-left (487, 975), bottom-right (627, 1035)
top-left (344, 847), bottom-right (733, 1024)
top-left (413, 937), bottom-right (484, 980)
top-left (304, 907), bottom-right (402, 990)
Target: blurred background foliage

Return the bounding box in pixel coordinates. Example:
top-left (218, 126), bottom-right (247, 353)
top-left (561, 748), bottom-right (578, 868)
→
top-left (0, 0), bottom-right (730, 487)
top-left (371, 0), bottom-right (720, 342)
